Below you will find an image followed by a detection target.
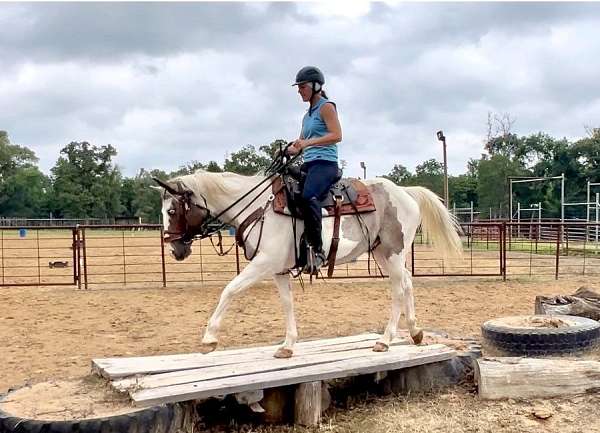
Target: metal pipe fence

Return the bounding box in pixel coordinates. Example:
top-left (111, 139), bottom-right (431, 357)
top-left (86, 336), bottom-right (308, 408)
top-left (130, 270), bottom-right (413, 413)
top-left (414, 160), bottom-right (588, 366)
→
top-left (1, 221), bottom-right (599, 288)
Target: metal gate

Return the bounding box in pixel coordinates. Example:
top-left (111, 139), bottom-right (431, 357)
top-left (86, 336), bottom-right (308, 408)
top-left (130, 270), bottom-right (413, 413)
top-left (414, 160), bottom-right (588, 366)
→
top-left (411, 222), bottom-right (505, 278)
top-left (0, 226), bottom-right (79, 287)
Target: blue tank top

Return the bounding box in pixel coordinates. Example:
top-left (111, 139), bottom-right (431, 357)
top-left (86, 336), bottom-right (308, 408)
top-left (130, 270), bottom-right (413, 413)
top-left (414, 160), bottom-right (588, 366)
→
top-left (301, 97), bottom-right (339, 163)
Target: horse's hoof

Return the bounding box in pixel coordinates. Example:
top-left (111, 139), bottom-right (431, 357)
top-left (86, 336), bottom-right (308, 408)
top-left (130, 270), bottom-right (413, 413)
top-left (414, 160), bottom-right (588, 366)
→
top-left (273, 347), bottom-right (293, 358)
top-left (372, 342), bottom-right (389, 352)
top-left (411, 329), bottom-right (424, 345)
top-left (200, 342), bottom-right (218, 354)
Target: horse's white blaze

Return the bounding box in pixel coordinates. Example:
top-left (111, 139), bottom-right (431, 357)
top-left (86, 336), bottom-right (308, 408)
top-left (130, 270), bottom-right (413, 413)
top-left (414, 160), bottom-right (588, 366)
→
top-left (157, 171), bottom-right (462, 356)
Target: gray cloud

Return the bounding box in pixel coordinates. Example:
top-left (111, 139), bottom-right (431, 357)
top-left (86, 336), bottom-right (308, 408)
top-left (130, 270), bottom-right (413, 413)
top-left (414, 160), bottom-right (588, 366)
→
top-left (1, 2), bottom-right (599, 179)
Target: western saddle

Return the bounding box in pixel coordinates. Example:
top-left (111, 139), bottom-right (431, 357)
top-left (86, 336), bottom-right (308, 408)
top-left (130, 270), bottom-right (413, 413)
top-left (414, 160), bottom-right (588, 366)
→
top-left (272, 166), bottom-right (376, 276)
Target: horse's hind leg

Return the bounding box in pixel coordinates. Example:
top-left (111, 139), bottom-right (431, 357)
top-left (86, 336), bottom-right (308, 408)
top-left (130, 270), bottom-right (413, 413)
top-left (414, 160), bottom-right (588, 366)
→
top-left (398, 257), bottom-right (423, 344)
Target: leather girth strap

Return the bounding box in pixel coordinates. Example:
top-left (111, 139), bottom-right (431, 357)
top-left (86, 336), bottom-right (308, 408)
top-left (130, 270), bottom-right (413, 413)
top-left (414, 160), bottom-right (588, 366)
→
top-left (326, 196), bottom-right (343, 277)
top-left (235, 206), bottom-right (266, 260)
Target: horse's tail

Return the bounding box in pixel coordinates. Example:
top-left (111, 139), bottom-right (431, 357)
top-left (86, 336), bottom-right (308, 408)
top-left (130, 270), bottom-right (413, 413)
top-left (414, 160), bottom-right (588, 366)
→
top-left (403, 186), bottom-right (463, 259)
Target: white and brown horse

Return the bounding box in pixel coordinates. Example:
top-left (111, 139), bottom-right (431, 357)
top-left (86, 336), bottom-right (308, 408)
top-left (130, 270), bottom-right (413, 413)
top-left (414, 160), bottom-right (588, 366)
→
top-left (156, 171), bottom-right (462, 358)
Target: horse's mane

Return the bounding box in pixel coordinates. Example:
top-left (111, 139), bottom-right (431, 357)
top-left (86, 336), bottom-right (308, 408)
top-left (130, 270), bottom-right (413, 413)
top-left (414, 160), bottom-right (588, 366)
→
top-left (180, 170), bottom-right (265, 199)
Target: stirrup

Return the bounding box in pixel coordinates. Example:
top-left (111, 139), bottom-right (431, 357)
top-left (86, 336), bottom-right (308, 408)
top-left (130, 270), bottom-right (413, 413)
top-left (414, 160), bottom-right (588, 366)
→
top-left (303, 245), bottom-right (325, 276)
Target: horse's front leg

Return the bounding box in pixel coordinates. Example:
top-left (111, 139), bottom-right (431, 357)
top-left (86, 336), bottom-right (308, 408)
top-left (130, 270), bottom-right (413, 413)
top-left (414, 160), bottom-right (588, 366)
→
top-left (200, 253), bottom-right (274, 353)
top-left (272, 273), bottom-right (297, 358)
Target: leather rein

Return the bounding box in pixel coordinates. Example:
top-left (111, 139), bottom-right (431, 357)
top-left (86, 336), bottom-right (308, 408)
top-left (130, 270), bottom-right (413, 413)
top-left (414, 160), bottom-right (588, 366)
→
top-left (155, 143), bottom-right (302, 254)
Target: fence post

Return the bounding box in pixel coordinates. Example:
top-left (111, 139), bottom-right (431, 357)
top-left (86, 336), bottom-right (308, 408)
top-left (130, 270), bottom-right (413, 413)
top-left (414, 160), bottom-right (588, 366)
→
top-left (82, 227), bottom-right (88, 290)
top-left (72, 228), bottom-right (78, 286)
top-left (235, 244), bottom-right (241, 275)
top-left (75, 226), bottom-right (82, 290)
top-left (501, 222), bottom-right (507, 281)
top-left (555, 224), bottom-right (561, 280)
top-left (160, 226), bottom-right (167, 287)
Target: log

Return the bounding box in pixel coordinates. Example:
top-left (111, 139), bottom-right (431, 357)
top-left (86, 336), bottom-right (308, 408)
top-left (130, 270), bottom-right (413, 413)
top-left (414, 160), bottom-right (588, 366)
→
top-left (535, 286), bottom-right (600, 320)
top-left (261, 387), bottom-right (292, 424)
top-left (294, 381), bottom-right (322, 426)
top-left (475, 357), bottom-right (600, 400)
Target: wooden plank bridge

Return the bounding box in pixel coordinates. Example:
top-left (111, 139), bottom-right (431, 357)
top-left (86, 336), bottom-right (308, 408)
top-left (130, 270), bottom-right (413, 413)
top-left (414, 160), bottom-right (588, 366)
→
top-left (92, 333), bottom-right (456, 425)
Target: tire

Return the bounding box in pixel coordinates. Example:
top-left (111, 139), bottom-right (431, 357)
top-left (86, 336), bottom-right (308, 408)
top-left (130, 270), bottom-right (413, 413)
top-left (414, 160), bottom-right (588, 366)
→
top-left (481, 315), bottom-right (600, 356)
top-left (0, 400), bottom-right (187, 433)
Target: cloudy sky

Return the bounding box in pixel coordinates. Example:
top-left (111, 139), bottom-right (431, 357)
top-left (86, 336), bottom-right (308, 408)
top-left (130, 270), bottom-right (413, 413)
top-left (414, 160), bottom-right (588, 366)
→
top-left (2, 1), bottom-right (599, 179)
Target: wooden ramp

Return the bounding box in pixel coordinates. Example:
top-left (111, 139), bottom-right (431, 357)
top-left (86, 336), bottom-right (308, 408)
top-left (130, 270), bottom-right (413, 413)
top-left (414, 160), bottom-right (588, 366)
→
top-left (92, 333), bottom-right (456, 408)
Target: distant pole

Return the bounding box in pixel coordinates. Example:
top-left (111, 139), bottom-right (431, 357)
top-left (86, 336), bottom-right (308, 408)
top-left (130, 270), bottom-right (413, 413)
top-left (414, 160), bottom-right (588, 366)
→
top-left (436, 131), bottom-right (449, 208)
top-left (587, 180), bottom-right (591, 222)
top-left (360, 161), bottom-right (366, 180)
top-left (509, 181), bottom-right (513, 223)
top-left (596, 193), bottom-right (600, 243)
top-left (561, 173), bottom-right (565, 225)
top-left (470, 201), bottom-right (474, 223)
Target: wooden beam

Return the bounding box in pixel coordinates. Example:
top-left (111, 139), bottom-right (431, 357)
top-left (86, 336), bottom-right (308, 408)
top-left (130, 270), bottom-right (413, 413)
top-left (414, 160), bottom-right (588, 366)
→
top-left (112, 340), bottom-right (410, 392)
top-left (92, 333), bottom-right (385, 379)
top-left (475, 357), bottom-right (600, 400)
top-left (131, 345), bottom-right (455, 406)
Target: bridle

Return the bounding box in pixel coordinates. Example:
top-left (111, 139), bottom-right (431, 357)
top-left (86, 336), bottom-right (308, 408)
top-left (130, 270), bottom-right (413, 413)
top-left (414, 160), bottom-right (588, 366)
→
top-left (155, 179), bottom-right (212, 244)
top-left (154, 142), bottom-right (302, 247)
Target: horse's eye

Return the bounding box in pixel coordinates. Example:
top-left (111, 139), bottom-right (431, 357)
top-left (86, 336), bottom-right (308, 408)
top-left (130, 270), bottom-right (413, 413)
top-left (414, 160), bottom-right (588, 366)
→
top-left (168, 209), bottom-right (176, 215)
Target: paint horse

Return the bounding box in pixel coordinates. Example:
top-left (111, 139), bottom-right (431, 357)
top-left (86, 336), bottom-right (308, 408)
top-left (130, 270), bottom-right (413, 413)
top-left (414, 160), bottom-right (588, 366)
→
top-left (155, 171), bottom-right (462, 358)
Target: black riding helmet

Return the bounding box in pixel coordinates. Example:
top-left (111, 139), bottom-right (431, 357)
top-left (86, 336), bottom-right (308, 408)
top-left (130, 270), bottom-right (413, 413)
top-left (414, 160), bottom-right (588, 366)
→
top-left (293, 66), bottom-right (325, 114)
top-left (292, 66), bottom-right (325, 86)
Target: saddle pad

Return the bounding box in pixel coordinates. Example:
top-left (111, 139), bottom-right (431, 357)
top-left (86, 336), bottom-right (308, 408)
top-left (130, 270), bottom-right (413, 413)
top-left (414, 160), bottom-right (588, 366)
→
top-left (272, 177), bottom-right (376, 217)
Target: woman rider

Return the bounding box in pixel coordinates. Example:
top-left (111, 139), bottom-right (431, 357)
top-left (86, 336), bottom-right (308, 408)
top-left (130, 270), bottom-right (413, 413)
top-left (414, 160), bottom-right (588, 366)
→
top-left (288, 66), bottom-right (343, 275)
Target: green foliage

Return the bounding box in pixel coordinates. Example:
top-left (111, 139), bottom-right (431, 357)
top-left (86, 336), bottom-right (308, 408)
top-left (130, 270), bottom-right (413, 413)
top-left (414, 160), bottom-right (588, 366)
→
top-left (382, 164), bottom-right (412, 185)
top-left (129, 168), bottom-right (168, 223)
top-left (170, 160), bottom-right (223, 177)
top-left (0, 131), bottom-right (50, 216)
top-left (3, 127), bottom-right (599, 223)
top-left (0, 130), bottom-right (38, 177)
top-left (223, 145), bottom-right (272, 175)
top-left (477, 154), bottom-right (528, 218)
top-left (50, 141), bottom-right (123, 218)
top-left (413, 159), bottom-right (444, 196)
top-left (449, 174), bottom-right (478, 209)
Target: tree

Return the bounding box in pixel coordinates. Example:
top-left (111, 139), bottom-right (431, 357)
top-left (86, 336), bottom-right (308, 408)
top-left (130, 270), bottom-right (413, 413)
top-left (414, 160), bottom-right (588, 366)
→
top-left (0, 131), bottom-right (50, 217)
top-left (129, 168), bottom-right (168, 223)
top-left (476, 154), bottom-right (527, 219)
top-left (169, 160), bottom-right (223, 177)
top-left (413, 159), bottom-right (444, 195)
top-left (0, 131), bottom-right (38, 179)
top-left (449, 174), bottom-right (478, 210)
top-left (50, 141), bottom-right (123, 218)
top-left (383, 164), bottom-right (413, 185)
top-left (0, 166), bottom-right (51, 217)
top-left (223, 145), bottom-right (272, 175)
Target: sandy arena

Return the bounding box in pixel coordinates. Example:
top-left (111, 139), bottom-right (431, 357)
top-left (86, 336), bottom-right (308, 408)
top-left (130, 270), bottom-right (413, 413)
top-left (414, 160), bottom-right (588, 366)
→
top-left (2, 274), bottom-right (600, 432)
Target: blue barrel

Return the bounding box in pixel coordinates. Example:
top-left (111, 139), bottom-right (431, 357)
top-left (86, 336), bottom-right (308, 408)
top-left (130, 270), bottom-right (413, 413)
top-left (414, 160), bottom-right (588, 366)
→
top-left (19, 228), bottom-right (27, 238)
top-left (229, 227), bottom-right (236, 236)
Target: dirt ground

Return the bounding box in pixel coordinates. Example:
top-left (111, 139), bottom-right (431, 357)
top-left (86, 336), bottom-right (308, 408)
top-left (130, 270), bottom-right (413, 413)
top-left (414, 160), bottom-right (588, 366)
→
top-left (1, 275), bottom-right (600, 432)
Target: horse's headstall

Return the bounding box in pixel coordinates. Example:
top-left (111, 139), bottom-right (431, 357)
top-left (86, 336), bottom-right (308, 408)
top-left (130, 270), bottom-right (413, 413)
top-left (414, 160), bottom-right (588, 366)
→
top-left (153, 177), bottom-right (210, 243)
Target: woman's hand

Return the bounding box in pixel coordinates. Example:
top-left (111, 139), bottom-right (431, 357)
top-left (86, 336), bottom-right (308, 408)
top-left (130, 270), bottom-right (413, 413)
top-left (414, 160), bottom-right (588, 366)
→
top-left (289, 139), bottom-right (310, 155)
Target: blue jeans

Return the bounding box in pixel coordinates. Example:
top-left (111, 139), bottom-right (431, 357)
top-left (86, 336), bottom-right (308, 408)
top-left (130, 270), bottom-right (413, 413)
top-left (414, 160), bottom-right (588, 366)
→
top-left (300, 160), bottom-right (339, 251)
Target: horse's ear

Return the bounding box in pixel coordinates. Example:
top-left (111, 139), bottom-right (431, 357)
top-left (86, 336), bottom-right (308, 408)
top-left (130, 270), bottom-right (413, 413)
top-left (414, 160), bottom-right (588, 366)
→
top-left (152, 177), bottom-right (181, 196)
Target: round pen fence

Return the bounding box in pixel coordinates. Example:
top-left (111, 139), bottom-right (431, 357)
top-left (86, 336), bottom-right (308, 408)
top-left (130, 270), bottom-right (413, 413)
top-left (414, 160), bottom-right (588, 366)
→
top-left (1, 221), bottom-right (599, 288)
